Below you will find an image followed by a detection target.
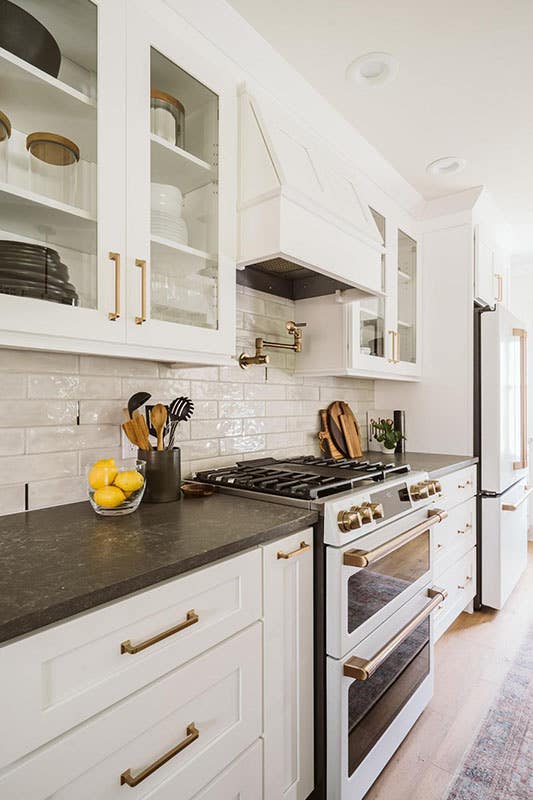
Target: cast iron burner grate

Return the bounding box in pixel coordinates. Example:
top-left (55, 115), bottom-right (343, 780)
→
top-left (195, 456), bottom-right (410, 501)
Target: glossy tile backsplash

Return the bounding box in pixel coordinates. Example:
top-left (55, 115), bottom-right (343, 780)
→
top-left (0, 287), bottom-right (375, 515)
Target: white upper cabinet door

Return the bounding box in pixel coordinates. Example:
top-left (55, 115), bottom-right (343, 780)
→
top-left (262, 530), bottom-right (314, 800)
top-left (0, 0), bottom-right (127, 346)
top-left (125, 1), bottom-right (236, 359)
top-left (474, 224), bottom-right (496, 307)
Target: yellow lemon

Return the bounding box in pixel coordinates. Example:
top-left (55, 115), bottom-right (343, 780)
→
top-left (93, 485), bottom-right (126, 508)
top-left (93, 458), bottom-right (116, 468)
top-left (113, 470), bottom-right (144, 494)
top-left (89, 461), bottom-right (119, 490)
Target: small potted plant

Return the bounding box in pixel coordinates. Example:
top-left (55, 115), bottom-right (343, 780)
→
top-left (371, 417), bottom-right (405, 455)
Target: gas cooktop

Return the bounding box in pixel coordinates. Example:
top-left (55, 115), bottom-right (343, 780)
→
top-left (195, 455), bottom-right (411, 501)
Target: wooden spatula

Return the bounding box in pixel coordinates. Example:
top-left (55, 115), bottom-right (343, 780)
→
top-left (150, 403), bottom-right (167, 452)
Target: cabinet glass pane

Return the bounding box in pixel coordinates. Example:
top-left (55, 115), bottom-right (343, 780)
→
top-left (0, 0), bottom-right (97, 309)
top-left (150, 48), bottom-right (219, 329)
top-left (397, 229), bottom-right (417, 364)
top-left (360, 208), bottom-right (385, 358)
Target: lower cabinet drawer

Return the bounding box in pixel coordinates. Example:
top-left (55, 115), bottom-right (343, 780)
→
top-left (438, 466), bottom-right (477, 511)
top-left (434, 497), bottom-right (476, 575)
top-left (192, 742), bottom-right (262, 800)
top-left (0, 623), bottom-right (262, 800)
top-left (0, 549), bottom-right (261, 769)
top-left (434, 548), bottom-right (477, 641)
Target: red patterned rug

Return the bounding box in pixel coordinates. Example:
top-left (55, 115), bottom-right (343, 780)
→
top-left (446, 625), bottom-right (532, 800)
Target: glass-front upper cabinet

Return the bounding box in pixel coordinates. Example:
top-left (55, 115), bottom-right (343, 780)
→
top-left (396, 228), bottom-right (417, 367)
top-left (126, 1), bottom-right (236, 357)
top-left (0, 0), bottom-right (126, 344)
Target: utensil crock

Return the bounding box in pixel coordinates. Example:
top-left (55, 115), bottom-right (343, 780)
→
top-left (137, 448), bottom-right (181, 503)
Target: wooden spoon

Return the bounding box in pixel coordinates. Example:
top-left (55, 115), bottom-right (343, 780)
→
top-left (150, 403), bottom-right (168, 451)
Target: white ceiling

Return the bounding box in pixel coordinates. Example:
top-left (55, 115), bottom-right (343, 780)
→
top-left (228, 0), bottom-right (533, 259)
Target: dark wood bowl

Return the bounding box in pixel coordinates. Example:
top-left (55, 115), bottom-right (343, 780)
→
top-left (0, 0), bottom-right (61, 77)
top-left (181, 482), bottom-right (215, 498)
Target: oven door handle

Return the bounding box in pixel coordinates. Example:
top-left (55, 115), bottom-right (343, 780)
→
top-left (343, 586), bottom-right (447, 681)
top-left (343, 508), bottom-right (448, 568)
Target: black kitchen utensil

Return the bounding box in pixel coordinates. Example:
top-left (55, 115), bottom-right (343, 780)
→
top-left (0, 0), bottom-right (61, 77)
top-left (127, 391), bottom-right (151, 420)
top-left (167, 396), bottom-right (194, 449)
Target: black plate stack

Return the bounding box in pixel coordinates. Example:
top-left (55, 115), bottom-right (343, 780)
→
top-left (0, 241), bottom-right (79, 306)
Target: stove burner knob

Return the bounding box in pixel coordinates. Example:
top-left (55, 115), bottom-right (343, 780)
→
top-left (337, 506), bottom-right (363, 533)
top-left (432, 480), bottom-right (442, 493)
top-left (359, 503), bottom-right (374, 524)
top-left (369, 502), bottom-right (384, 519)
top-left (421, 480), bottom-right (437, 496)
top-left (410, 483), bottom-right (430, 500)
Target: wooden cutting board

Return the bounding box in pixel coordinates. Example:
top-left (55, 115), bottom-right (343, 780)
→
top-left (339, 401), bottom-right (363, 458)
top-left (318, 409), bottom-right (344, 459)
top-left (326, 401), bottom-right (349, 457)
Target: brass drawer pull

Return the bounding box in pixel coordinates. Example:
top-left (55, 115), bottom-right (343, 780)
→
top-left (458, 576), bottom-right (472, 589)
top-left (135, 258), bottom-right (147, 325)
top-left (343, 586), bottom-right (447, 681)
top-left (120, 722), bottom-right (199, 787)
top-left (277, 540), bottom-right (310, 559)
top-left (344, 508), bottom-right (448, 568)
top-left (108, 251), bottom-right (121, 321)
top-left (502, 486), bottom-right (533, 511)
top-left (458, 480), bottom-right (472, 489)
top-left (121, 610), bottom-right (199, 655)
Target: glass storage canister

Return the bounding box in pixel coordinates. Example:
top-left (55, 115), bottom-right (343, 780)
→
top-left (26, 132), bottom-right (80, 206)
top-left (150, 89), bottom-right (185, 149)
top-left (0, 111), bottom-right (11, 183)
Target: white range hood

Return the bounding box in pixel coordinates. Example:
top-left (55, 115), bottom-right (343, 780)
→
top-left (238, 89), bottom-right (384, 299)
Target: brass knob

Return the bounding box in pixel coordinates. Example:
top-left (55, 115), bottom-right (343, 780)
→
top-left (433, 480), bottom-right (442, 493)
top-left (410, 483), bottom-right (430, 500)
top-left (337, 507), bottom-right (363, 533)
top-left (421, 480), bottom-right (437, 496)
top-left (359, 503), bottom-right (374, 524)
top-left (370, 502), bottom-right (384, 519)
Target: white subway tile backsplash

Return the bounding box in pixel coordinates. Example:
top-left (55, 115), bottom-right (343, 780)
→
top-left (0, 288), bottom-right (375, 516)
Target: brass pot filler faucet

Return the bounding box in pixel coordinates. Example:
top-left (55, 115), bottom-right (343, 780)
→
top-left (238, 320), bottom-right (307, 369)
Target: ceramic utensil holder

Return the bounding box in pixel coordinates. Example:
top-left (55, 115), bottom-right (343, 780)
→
top-left (138, 448), bottom-right (181, 503)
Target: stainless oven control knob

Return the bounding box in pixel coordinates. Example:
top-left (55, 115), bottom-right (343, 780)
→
top-left (337, 506), bottom-right (363, 533)
top-left (410, 483), bottom-right (430, 500)
top-left (369, 502), bottom-right (384, 519)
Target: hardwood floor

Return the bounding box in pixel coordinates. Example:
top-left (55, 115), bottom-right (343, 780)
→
top-left (363, 541), bottom-right (533, 800)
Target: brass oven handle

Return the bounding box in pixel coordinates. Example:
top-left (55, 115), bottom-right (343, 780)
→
top-left (502, 485), bottom-right (533, 511)
top-left (512, 328), bottom-right (528, 470)
top-left (120, 723), bottom-right (199, 787)
top-left (343, 586), bottom-right (447, 681)
top-left (277, 540), bottom-right (311, 559)
top-left (343, 508), bottom-right (448, 568)
top-left (495, 273), bottom-right (503, 303)
top-left (120, 610), bottom-right (199, 655)
top-left (108, 251), bottom-right (121, 321)
top-left (135, 258), bottom-right (147, 325)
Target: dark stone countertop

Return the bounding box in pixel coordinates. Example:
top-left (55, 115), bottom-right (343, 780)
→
top-left (0, 493), bottom-right (318, 645)
top-left (381, 451), bottom-right (478, 479)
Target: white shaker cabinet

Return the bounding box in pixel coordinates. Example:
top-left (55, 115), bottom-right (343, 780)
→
top-left (262, 530), bottom-right (315, 800)
top-left (474, 225), bottom-right (510, 309)
top-left (0, 0), bottom-right (236, 364)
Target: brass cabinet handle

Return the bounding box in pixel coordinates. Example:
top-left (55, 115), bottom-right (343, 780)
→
top-left (120, 609), bottom-right (199, 655)
top-left (495, 273), bottom-right (503, 303)
top-left (120, 723), bottom-right (199, 787)
top-left (277, 540), bottom-right (310, 559)
top-left (135, 258), bottom-right (147, 324)
top-left (512, 328), bottom-right (528, 470)
top-left (343, 586), bottom-right (447, 681)
top-left (108, 251), bottom-right (121, 321)
top-left (343, 508), bottom-right (448, 568)
top-left (458, 576), bottom-right (472, 589)
top-left (458, 480), bottom-right (472, 489)
top-left (502, 485), bottom-right (533, 512)
top-left (388, 330), bottom-right (396, 363)
top-left (395, 330), bottom-right (400, 363)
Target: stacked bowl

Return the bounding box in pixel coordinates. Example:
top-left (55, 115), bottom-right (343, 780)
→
top-left (151, 183), bottom-right (188, 246)
top-left (0, 240), bottom-right (79, 305)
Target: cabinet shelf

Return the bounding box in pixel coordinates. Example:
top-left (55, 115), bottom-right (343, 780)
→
top-left (0, 182), bottom-right (96, 255)
top-left (397, 319), bottom-right (412, 328)
top-left (151, 234), bottom-right (214, 262)
top-left (398, 269), bottom-right (411, 282)
top-left (150, 135), bottom-right (216, 194)
top-left (0, 47), bottom-right (97, 162)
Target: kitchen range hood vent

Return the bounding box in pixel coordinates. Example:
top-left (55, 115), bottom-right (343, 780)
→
top-left (238, 89), bottom-right (384, 298)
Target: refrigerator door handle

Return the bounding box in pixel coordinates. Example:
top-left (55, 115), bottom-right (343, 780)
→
top-left (502, 485), bottom-right (533, 511)
top-left (512, 327), bottom-right (528, 471)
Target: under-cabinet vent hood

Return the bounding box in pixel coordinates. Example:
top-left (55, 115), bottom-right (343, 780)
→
top-left (238, 90), bottom-right (384, 299)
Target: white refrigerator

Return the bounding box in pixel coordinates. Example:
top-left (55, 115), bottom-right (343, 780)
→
top-left (480, 305), bottom-right (530, 609)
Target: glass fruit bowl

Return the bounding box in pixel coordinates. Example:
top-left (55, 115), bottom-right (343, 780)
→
top-left (87, 458), bottom-right (146, 516)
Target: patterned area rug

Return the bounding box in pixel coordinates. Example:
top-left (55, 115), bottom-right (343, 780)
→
top-left (446, 625), bottom-right (532, 800)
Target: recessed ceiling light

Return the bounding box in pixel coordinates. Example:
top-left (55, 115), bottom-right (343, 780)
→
top-left (426, 157), bottom-right (467, 176)
top-left (346, 52), bottom-right (399, 88)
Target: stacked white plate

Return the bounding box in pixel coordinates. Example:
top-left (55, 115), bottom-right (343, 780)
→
top-left (151, 183), bottom-right (188, 245)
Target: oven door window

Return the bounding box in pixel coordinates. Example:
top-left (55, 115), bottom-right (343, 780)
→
top-left (348, 619), bottom-right (430, 775)
top-left (347, 530), bottom-right (430, 632)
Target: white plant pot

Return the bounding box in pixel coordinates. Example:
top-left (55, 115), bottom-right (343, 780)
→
top-left (381, 445), bottom-right (397, 455)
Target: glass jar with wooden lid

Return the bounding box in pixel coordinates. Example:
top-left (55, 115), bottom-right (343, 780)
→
top-left (150, 89), bottom-right (185, 148)
top-left (26, 132), bottom-right (80, 206)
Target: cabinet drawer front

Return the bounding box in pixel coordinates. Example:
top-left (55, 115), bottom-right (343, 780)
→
top-left (438, 466), bottom-right (477, 510)
top-left (434, 548), bottom-right (476, 641)
top-left (0, 549), bottom-right (261, 768)
top-left (0, 624), bottom-right (262, 800)
top-left (192, 742), bottom-right (262, 800)
top-left (434, 497), bottom-right (476, 575)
